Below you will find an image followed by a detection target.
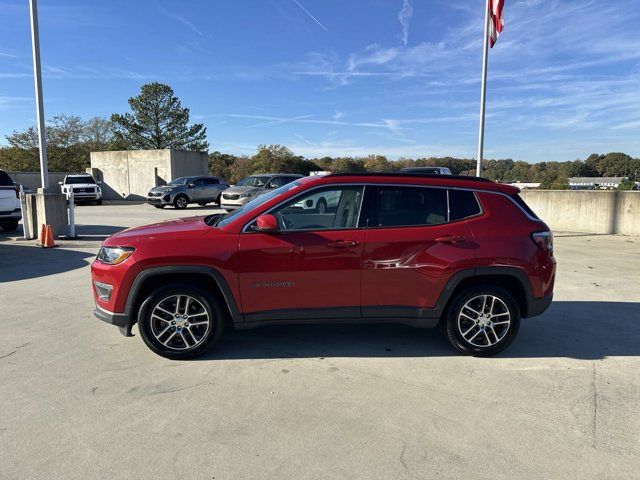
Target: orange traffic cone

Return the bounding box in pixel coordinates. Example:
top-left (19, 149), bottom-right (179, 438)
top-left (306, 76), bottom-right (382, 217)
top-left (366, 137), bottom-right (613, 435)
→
top-left (38, 223), bottom-right (46, 245)
top-left (41, 225), bottom-right (57, 248)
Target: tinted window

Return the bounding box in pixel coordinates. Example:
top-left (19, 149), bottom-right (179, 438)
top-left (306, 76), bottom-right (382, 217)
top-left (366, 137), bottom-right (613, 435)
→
top-left (368, 187), bottom-right (448, 227)
top-left (204, 178), bottom-right (219, 185)
top-left (449, 190), bottom-right (481, 220)
top-left (271, 187), bottom-right (364, 230)
top-left (237, 176), bottom-right (270, 187)
top-left (192, 178), bottom-right (206, 186)
top-left (0, 171), bottom-right (15, 186)
top-left (65, 176), bottom-right (95, 185)
top-left (510, 194), bottom-right (539, 219)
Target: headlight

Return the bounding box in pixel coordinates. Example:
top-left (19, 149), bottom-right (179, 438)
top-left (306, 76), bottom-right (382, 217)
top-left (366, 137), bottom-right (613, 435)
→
top-left (97, 246), bottom-right (135, 265)
top-left (240, 192), bottom-right (256, 198)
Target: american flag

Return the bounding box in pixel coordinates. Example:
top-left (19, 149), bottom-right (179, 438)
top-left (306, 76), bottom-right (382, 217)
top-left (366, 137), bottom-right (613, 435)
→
top-left (489, 0), bottom-right (505, 48)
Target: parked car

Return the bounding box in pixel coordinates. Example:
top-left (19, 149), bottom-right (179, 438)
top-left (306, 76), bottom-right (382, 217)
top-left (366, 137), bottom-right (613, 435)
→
top-left (400, 166), bottom-right (452, 175)
top-left (59, 174), bottom-right (103, 204)
top-left (220, 173), bottom-right (302, 211)
top-left (147, 176), bottom-right (229, 209)
top-left (92, 172), bottom-right (556, 360)
top-left (0, 170), bottom-right (21, 232)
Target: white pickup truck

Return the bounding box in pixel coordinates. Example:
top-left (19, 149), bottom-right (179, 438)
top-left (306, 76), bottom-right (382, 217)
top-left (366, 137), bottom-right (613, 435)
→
top-left (0, 170), bottom-right (21, 232)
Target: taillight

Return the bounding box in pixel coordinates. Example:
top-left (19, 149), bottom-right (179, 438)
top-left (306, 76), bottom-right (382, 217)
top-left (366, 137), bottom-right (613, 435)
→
top-left (14, 186), bottom-right (19, 199)
top-left (531, 231), bottom-right (553, 253)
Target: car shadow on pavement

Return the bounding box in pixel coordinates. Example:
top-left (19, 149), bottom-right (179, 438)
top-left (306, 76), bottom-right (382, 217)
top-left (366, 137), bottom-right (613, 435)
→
top-left (0, 243), bottom-right (95, 283)
top-left (199, 301), bottom-right (640, 361)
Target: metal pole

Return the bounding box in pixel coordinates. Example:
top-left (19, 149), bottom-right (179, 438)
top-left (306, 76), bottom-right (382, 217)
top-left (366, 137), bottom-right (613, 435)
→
top-left (67, 189), bottom-right (76, 238)
top-left (29, 0), bottom-right (49, 190)
top-left (19, 185), bottom-right (32, 239)
top-left (476, 0), bottom-right (491, 177)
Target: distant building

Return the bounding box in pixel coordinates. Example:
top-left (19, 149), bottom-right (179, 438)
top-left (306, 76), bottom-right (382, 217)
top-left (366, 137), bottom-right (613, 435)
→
top-left (89, 149), bottom-right (208, 200)
top-left (508, 182), bottom-right (541, 190)
top-left (568, 177), bottom-right (627, 190)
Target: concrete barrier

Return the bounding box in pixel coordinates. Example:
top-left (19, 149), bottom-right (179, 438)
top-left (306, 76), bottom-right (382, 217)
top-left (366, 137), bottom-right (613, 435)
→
top-left (520, 190), bottom-right (640, 235)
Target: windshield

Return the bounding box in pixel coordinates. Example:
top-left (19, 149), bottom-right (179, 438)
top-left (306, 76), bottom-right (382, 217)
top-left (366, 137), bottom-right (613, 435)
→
top-left (65, 176), bottom-right (95, 185)
top-left (237, 176), bottom-right (270, 187)
top-left (169, 177), bottom-right (195, 186)
top-left (216, 181), bottom-right (302, 228)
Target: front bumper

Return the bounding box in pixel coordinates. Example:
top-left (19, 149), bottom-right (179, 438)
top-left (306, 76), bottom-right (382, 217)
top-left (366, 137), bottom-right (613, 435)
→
top-left (147, 194), bottom-right (173, 205)
top-left (94, 305), bottom-right (133, 336)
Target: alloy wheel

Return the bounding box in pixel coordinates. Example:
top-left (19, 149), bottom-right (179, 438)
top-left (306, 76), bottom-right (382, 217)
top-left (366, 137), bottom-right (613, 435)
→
top-left (457, 294), bottom-right (511, 348)
top-left (150, 294), bottom-right (211, 350)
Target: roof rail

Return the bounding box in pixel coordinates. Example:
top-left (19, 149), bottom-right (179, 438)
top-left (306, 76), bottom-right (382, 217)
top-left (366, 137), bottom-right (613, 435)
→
top-left (325, 172), bottom-right (493, 183)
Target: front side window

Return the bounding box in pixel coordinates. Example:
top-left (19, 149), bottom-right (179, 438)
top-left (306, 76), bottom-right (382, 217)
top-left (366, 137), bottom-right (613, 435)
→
top-left (169, 177), bottom-right (194, 186)
top-left (270, 187), bottom-right (364, 231)
top-left (237, 176), bottom-right (270, 187)
top-left (204, 178), bottom-right (220, 185)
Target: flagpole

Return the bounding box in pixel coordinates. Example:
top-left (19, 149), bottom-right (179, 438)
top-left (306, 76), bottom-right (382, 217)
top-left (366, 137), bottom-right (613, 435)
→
top-left (476, 0), bottom-right (491, 177)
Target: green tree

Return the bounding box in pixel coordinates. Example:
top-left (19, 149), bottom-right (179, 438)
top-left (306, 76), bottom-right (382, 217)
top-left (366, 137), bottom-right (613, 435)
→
top-left (617, 178), bottom-right (637, 190)
top-left (111, 82), bottom-right (208, 151)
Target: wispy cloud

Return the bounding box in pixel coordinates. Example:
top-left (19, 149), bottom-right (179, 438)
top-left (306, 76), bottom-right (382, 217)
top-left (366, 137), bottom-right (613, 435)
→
top-left (159, 7), bottom-right (203, 36)
top-left (0, 51), bottom-right (18, 59)
top-left (398, 0), bottom-right (413, 45)
top-left (293, 0), bottom-right (328, 31)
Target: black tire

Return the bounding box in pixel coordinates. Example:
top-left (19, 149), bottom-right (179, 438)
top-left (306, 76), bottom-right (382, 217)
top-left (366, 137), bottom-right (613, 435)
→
top-left (173, 194), bottom-right (188, 209)
top-left (96, 199), bottom-right (103, 205)
top-left (0, 220), bottom-right (19, 232)
top-left (316, 198), bottom-right (327, 214)
top-left (198, 202), bottom-right (208, 207)
top-left (153, 205), bottom-right (166, 209)
top-left (444, 285), bottom-right (520, 357)
top-left (137, 283), bottom-right (225, 360)
top-left (215, 194), bottom-right (222, 205)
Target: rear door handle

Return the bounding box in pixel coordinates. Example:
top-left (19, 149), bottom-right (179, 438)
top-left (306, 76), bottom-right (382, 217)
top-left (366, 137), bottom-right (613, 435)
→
top-left (327, 240), bottom-right (360, 248)
top-left (435, 235), bottom-right (466, 243)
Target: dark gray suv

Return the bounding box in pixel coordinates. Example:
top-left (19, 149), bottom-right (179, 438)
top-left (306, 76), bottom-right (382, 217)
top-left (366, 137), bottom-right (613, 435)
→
top-left (147, 176), bottom-right (229, 209)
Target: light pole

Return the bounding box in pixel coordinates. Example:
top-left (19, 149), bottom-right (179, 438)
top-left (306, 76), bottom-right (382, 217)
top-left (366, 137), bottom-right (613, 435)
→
top-left (29, 0), bottom-right (49, 190)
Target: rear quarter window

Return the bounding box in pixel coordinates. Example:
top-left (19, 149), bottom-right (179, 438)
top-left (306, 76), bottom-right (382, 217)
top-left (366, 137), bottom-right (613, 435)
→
top-left (449, 190), bottom-right (481, 221)
top-left (510, 194), bottom-right (539, 219)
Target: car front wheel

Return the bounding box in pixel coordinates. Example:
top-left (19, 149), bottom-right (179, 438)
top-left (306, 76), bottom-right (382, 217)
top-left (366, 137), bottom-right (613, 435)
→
top-left (137, 284), bottom-right (225, 359)
top-left (0, 220), bottom-right (19, 232)
top-left (173, 194), bottom-right (188, 209)
top-left (444, 286), bottom-right (520, 356)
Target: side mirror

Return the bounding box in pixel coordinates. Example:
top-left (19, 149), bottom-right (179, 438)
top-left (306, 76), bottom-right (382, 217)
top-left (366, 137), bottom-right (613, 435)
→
top-left (97, 180), bottom-right (102, 185)
top-left (254, 214), bottom-right (279, 233)
top-left (58, 181), bottom-right (63, 186)
top-left (187, 183), bottom-right (195, 188)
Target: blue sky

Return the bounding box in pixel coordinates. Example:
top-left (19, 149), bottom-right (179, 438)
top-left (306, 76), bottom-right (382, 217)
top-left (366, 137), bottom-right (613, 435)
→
top-left (1, 0), bottom-right (639, 162)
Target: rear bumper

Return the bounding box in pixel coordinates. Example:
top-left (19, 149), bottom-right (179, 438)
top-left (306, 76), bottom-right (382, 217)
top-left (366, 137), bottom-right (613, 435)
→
top-left (0, 208), bottom-right (22, 221)
top-left (526, 292), bottom-right (553, 318)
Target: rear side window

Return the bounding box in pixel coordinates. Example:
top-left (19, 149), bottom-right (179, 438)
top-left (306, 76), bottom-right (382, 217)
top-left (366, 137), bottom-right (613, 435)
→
top-left (0, 171), bottom-right (15, 186)
top-left (365, 186), bottom-right (448, 227)
top-left (510, 194), bottom-right (539, 219)
top-left (449, 190), bottom-right (481, 221)
top-left (204, 178), bottom-right (219, 185)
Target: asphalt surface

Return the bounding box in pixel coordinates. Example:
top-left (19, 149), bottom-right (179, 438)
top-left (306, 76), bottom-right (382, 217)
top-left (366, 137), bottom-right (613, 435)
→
top-left (1, 202), bottom-right (639, 480)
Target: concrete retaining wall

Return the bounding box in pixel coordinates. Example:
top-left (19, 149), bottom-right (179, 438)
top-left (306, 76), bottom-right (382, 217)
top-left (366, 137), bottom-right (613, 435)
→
top-left (8, 172), bottom-right (78, 191)
top-left (90, 149), bottom-right (207, 200)
top-left (520, 190), bottom-right (640, 235)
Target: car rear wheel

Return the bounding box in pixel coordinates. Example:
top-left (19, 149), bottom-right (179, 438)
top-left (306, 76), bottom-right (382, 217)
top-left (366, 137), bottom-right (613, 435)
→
top-left (137, 284), bottom-right (225, 359)
top-left (197, 202), bottom-right (208, 207)
top-left (173, 194), bottom-right (188, 209)
top-left (444, 286), bottom-right (520, 356)
top-left (0, 220), bottom-right (19, 232)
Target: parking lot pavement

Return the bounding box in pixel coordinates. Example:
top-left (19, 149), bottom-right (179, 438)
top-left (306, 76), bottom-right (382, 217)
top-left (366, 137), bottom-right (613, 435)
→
top-left (1, 203), bottom-right (639, 480)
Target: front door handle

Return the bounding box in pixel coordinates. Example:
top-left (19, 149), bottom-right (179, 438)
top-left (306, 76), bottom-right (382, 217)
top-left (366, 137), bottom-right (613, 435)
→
top-left (435, 235), bottom-right (466, 243)
top-left (327, 240), bottom-right (360, 248)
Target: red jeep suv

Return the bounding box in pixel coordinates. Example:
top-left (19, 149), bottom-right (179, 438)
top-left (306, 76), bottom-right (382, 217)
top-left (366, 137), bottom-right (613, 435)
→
top-left (91, 173), bottom-right (555, 359)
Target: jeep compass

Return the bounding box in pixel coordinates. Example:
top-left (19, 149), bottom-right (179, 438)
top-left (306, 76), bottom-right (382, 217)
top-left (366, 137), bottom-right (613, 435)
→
top-left (91, 173), bottom-right (555, 359)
